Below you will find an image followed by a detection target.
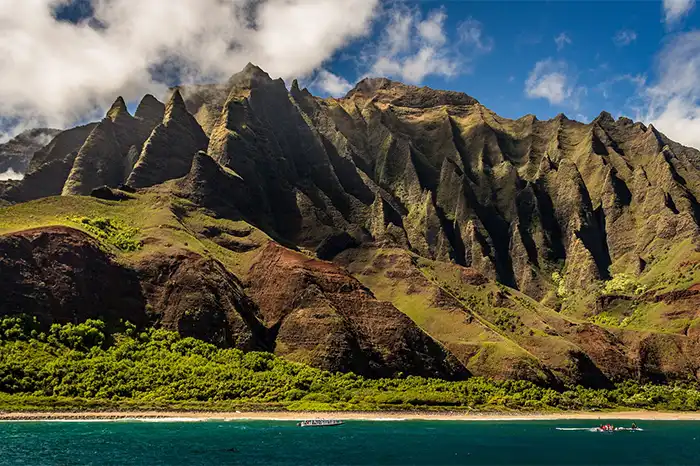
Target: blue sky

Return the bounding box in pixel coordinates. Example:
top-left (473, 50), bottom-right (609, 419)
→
top-left (311, 0), bottom-right (698, 126)
top-left (3, 0), bottom-right (700, 149)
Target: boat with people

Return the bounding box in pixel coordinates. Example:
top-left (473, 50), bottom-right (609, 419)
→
top-left (596, 424), bottom-right (616, 432)
top-left (296, 419), bottom-right (344, 427)
top-left (596, 422), bottom-right (642, 432)
top-left (556, 423), bottom-right (642, 433)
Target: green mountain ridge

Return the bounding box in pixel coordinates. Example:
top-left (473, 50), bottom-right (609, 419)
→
top-left (1, 63), bottom-right (700, 390)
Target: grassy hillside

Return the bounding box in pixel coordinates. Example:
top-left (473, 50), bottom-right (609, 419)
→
top-left (0, 189), bottom-right (271, 277)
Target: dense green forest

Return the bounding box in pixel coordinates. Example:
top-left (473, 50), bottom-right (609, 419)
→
top-left (1, 316), bottom-right (699, 412)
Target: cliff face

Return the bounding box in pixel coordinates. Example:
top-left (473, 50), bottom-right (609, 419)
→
top-left (62, 98), bottom-right (158, 195)
top-left (180, 69), bottom-right (700, 302)
top-left (2, 64), bottom-right (700, 385)
top-left (126, 90), bottom-right (209, 188)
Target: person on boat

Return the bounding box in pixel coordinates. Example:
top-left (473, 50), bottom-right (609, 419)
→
top-left (631, 422), bottom-right (637, 429)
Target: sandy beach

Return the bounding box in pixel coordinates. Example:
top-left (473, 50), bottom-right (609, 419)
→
top-left (1, 410), bottom-right (700, 422)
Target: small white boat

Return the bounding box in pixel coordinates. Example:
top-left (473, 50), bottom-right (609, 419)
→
top-left (296, 419), bottom-right (344, 427)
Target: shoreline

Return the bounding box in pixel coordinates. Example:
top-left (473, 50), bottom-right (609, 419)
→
top-left (1, 410), bottom-right (700, 422)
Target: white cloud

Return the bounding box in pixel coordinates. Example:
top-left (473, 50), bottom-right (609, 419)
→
top-left (417, 10), bottom-right (448, 47)
top-left (642, 31), bottom-right (700, 148)
top-left (0, 168), bottom-right (24, 181)
top-left (554, 32), bottom-right (572, 51)
top-left (525, 59), bottom-right (572, 105)
top-left (363, 6), bottom-right (492, 84)
top-left (597, 74), bottom-right (646, 99)
top-left (313, 69), bottom-right (353, 97)
top-left (368, 7), bottom-right (457, 83)
top-left (663, 0), bottom-right (695, 24)
top-left (613, 30), bottom-right (638, 46)
top-left (458, 18), bottom-right (494, 53)
top-left (0, 0), bottom-right (380, 141)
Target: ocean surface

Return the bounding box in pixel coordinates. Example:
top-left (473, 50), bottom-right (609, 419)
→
top-left (1, 418), bottom-right (700, 465)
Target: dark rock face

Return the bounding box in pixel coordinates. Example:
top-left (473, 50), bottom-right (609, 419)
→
top-left (126, 90), bottom-right (209, 188)
top-left (247, 243), bottom-right (469, 379)
top-left (1, 95), bottom-right (171, 202)
top-left (0, 227), bottom-right (269, 351)
top-left (0, 227), bottom-right (148, 327)
top-left (62, 98), bottom-right (158, 195)
top-left (316, 232), bottom-right (359, 260)
top-left (134, 250), bottom-right (269, 351)
top-left (89, 186), bottom-right (134, 201)
top-left (176, 152), bottom-right (248, 217)
top-left (134, 94), bottom-right (166, 125)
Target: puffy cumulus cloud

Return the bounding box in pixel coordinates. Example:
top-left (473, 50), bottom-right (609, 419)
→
top-left (642, 31), bottom-right (700, 149)
top-left (524, 59), bottom-right (585, 109)
top-left (368, 7), bottom-right (455, 83)
top-left (363, 6), bottom-right (492, 84)
top-left (313, 69), bottom-right (354, 97)
top-left (0, 0), bottom-right (380, 141)
top-left (613, 30), bottom-right (638, 46)
top-left (554, 32), bottom-right (572, 51)
top-left (663, 0), bottom-right (695, 25)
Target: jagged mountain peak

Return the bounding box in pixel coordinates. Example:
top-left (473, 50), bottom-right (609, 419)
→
top-left (345, 77), bottom-right (396, 97)
top-left (106, 96), bottom-right (130, 122)
top-left (594, 110), bottom-right (615, 124)
top-left (135, 94), bottom-right (165, 124)
top-left (344, 77), bottom-right (480, 109)
top-left (164, 88), bottom-right (190, 123)
top-left (227, 62), bottom-right (275, 89)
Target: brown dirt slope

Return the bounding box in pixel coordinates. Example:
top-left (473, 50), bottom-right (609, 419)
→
top-left (247, 242), bottom-right (469, 380)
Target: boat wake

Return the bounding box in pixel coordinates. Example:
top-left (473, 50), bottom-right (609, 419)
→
top-left (556, 427), bottom-right (644, 432)
top-left (555, 427), bottom-right (599, 432)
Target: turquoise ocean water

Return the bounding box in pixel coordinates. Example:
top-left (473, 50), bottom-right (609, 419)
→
top-left (1, 419), bottom-right (700, 465)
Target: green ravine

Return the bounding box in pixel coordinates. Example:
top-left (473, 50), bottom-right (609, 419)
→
top-left (1, 317), bottom-right (700, 413)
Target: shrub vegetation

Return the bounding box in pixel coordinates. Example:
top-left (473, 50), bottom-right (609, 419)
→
top-left (1, 316), bottom-right (699, 412)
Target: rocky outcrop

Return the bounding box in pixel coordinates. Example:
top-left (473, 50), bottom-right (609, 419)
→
top-left (0, 227), bottom-right (269, 351)
top-left (126, 90), bottom-right (208, 188)
top-left (62, 98), bottom-right (157, 195)
top-left (8, 65), bottom-right (700, 297)
top-left (175, 151), bottom-right (265, 227)
top-left (247, 242), bottom-right (468, 379)
top-left (134, 250), bottom-right (269, 351)
top-left (0, 227), bottom-right (148, 327)
top-left (134, 94), bottom-right (165, 126)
